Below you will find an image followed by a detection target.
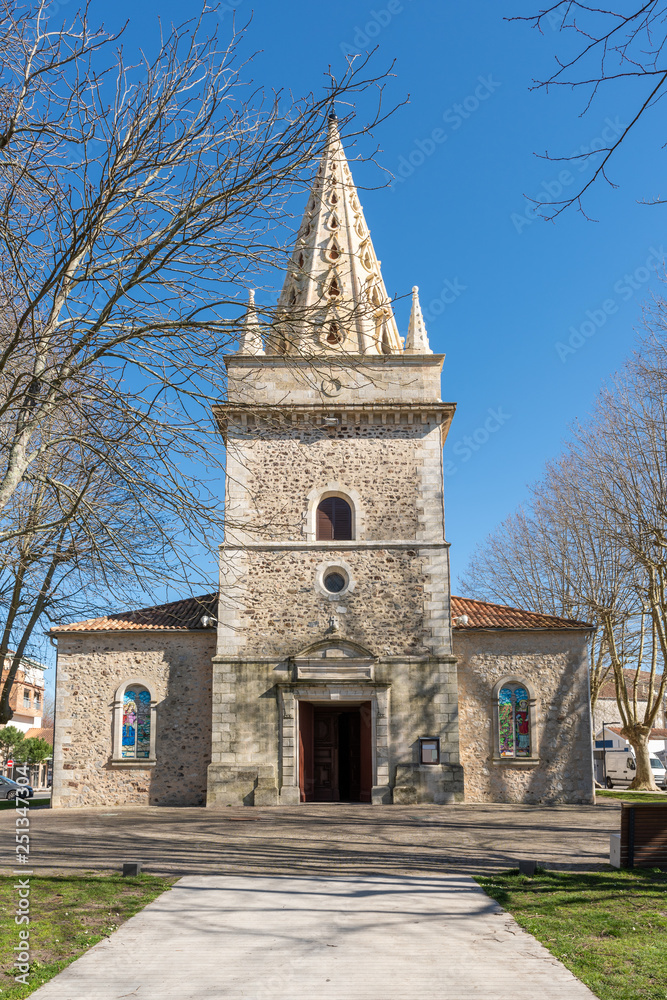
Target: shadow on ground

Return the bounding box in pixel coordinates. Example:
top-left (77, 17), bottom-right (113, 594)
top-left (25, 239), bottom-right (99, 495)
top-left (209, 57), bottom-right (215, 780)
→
top-left (0, 802), bottom-right (619, 878)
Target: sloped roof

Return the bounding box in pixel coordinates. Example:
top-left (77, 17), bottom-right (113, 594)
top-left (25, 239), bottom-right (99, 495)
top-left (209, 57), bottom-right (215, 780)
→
top-left (53, 592), bottom-right (590, 635)
top-left (598, 668), bottom-right (666, 703)
top-left (24, 727), bottom-right (53, 745)
top-left (606, 725), bottom-right (667, 741)
top-left (450, 596), bottom-right (591, 631)
top-left (52, 594), bottom-right (218, 633)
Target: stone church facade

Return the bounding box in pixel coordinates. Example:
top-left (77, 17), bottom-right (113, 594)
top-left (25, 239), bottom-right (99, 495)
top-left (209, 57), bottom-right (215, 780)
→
top-left (51, 117), bottom-right (595, 809)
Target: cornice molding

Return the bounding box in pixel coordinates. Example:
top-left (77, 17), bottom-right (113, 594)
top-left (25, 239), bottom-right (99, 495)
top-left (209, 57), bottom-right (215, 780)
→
top-left (219, 540), bottom-right (450, 551)
top-left (225, 353), bottom-right (446, 369)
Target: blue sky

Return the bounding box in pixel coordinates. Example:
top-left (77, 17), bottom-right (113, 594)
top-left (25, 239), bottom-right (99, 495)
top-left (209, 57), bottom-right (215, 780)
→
top-left (93, 0), bottom-right (664, 589)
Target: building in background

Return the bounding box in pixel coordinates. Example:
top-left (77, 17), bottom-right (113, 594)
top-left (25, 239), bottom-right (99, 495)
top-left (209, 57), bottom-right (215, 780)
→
top-left (594, 724), bottom-right (667, 758)
top-left (592, 668), bottom-right (667, 739)
top-left (0, 654), bottom-right (47, 733)
top-left (0, 654), bottom-right (51, 788)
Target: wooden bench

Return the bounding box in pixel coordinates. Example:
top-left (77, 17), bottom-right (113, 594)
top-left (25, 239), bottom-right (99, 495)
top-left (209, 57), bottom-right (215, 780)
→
top-left (619, 803), bottom-right (667, 868)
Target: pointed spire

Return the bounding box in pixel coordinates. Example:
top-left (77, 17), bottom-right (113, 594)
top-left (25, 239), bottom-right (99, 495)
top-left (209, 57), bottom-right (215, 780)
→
top-left (405, 286), bottom-right (432, 354)
top-left (237, 290), bottom-right (265, 355)
top-left (276, 115), bottom-right (403, 356)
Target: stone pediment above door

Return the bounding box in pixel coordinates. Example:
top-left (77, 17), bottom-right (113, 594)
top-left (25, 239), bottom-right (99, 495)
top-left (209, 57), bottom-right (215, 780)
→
top-left (289, 639), bottom-right (376, 682)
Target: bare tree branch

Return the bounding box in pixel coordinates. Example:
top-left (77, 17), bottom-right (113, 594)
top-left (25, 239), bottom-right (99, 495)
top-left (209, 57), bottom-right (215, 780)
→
top-left (461, 307), bottom-right (667, 788)
top-left (510, 2), bottom-right (667, 216)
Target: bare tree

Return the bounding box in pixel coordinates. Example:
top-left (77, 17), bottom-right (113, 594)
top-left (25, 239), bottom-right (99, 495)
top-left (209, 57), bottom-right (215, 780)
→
top-left (459, 499), bottom-right (619, 718)
top-left (462, 322), bottom-right (667, 788)
top-left (0, 427), bottom-right (172, 723)
top-left (39, 691), bottom-right (53, 727)
top-left (557, 328), bottom-right (667, 788)
top-left (0, 1), bottom-right (394, 545)
top-left (511, 3), bottom-right (667, 216)
top-left (0, 1), bottom-right (398, 716)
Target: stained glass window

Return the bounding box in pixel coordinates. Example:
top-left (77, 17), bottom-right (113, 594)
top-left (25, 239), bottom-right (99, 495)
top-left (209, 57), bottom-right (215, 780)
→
top-left (498, 687), bottom-right (514, 756)
top-left (122, 687), bottom-right (151, 759)
top-left (498, 685), bottom-right (531, 758)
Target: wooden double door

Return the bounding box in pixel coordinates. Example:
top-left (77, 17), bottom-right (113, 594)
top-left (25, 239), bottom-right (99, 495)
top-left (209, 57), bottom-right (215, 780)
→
top-left (298, 702), bottom-right (372, 803)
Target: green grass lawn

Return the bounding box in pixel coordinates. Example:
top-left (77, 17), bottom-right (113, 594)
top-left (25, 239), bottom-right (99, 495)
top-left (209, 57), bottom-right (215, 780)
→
top-left (0, 799), bottom-right (50, 812)
top-left (0, 873), bottom-right (175, 999)
top-left (596, 790), bottom-right (667, 804)
top-left (476, 868), bottom-right (667, 1000)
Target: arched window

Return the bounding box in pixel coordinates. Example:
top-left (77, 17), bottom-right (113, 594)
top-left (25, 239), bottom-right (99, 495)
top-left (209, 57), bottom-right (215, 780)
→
top-left (112, 679), bottom-right (157, 765)
top-left (326, 322), bottom-right (343, 345)
top-left (306, 485), bottom-right (362, 542)
top-left (122, 686), bottom-right (151, 759)
top-left (381, 323), bottom-right (392, 355)
top-left (316, 497), bottom-right (352, 540)
top-left (498, 683), bottom-right (531, 758)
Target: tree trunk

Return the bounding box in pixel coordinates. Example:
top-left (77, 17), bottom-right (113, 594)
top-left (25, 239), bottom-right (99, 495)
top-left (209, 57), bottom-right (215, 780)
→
top-left (0, 532), bottom-right (63, 724)
top-left (623, 726), bottom-right (658, 791)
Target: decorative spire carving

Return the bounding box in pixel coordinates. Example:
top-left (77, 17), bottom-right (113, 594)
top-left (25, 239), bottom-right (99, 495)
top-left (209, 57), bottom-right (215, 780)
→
top-left (237, 289), bottom-right (265, 356)
top-left (276, 115), bottom-right (403, 356)
top-left (405, 286), bottom-right (432, 354)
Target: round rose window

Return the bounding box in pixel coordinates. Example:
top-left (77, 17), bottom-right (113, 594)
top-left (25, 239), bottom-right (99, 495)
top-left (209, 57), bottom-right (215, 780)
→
top-left (323, 571), bottom-right (346, 593)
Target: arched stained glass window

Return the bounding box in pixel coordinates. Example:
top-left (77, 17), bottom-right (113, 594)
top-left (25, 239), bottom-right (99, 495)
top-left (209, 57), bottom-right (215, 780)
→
top-left (498, 684), bottom-right (531, 758)
top-left (122, 687), bottom-right (151, 759)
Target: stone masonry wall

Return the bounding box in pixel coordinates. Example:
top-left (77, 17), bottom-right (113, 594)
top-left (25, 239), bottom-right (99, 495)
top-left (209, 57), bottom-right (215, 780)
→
top-left (218, 412), bottom-right (452, 662)
top-left (221, 547), bottom-right (432, 660)
top-left (455, 629), bottom-right (594, 805)
top-left (208, 654), bottom-right (461, 806)
top-left (226, 355), bottom-right (446, 407)
top-left (52, 631), bottom-right (214, 808)
top-left (208, 353), bottom-right (458, 806)
top-left (225, 418), bottom-right (440, 544)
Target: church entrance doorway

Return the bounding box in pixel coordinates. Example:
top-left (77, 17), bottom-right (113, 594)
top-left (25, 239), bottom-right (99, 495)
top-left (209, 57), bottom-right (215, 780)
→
top-left (298, 702), bottom-right (372, 803)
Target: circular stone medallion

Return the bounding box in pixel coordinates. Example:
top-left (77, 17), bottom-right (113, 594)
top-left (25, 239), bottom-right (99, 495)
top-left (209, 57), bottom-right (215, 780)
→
top-left (321, 377), bottom-right (342, 397)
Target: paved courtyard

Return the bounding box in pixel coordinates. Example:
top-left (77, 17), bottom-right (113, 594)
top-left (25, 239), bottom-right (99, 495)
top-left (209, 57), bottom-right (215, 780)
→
top-left (0, 801), bottom-right (620, 877)
top-left (27, 871), bottom-right (599, 1000)
top-left (2, 803), bottom-right (617, 999)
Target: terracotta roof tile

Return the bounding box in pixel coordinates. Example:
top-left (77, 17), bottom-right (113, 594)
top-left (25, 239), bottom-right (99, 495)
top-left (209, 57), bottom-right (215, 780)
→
top-left (52, 594), bottom-right (218, 633)
top-left (54, 592), bottom-right (590, 636)
top-left (606, 725), bottom-right (667, 741)
top-left (24, 727), bottom-right (53, 744)
top-left (451, 596), bottom-right (591, 631)
top-left (598, 668), bottom-right (666, 702)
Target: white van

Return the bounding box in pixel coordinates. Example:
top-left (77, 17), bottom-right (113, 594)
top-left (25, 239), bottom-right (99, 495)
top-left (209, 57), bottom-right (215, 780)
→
top-left (651, 756), bottom-right (667, 789)
top-left (604, 750), bottom-right (667, 789)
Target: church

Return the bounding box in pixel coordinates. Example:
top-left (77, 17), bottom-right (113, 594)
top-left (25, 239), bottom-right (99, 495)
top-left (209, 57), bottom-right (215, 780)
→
top-left (51, 117), bottom-right (595, 809)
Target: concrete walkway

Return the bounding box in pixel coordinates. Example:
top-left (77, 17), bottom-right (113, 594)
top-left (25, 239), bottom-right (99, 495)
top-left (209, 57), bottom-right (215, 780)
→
top-left (31, 872), bottom-right (597, 1000)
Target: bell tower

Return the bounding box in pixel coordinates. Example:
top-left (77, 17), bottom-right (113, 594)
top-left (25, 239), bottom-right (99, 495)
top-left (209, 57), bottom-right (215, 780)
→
top-left (207, 115), bottom-right (463, 807)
